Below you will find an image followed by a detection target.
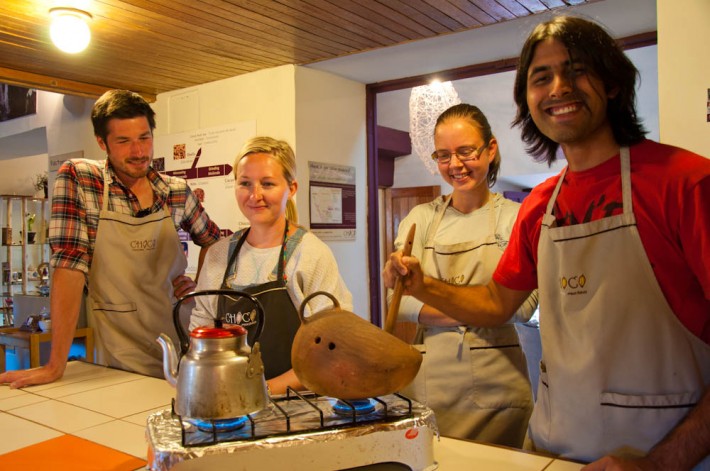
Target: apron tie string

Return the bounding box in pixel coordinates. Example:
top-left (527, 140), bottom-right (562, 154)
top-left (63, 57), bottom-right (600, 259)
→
top-left (456, 325), bottom-right (467, 360)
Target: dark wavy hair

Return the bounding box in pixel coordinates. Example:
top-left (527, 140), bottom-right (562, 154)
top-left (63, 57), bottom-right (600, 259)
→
top-left (435, 103), bottom-right (501, 187)
top-left (512, 16), bottom-right (647, 165)
top-left (91, 89), bottom-right (156, 142)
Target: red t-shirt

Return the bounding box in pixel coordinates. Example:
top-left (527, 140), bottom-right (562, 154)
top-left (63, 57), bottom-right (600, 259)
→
top-left (494, 139), bottom-right (710, 344)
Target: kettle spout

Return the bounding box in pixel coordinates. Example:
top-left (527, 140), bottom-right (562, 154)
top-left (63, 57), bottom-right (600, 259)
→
top-left (156, 333), bottom-right (179, 388)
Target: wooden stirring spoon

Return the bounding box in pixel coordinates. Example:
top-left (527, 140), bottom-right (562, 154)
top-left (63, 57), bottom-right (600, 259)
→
top-left (384, 223), bottom-right (416, 334)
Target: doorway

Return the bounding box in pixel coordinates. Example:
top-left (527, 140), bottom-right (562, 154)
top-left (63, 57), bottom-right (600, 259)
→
top-left (383, 185), bottom-right (440, 258)
top-left (382, 185), bottom-right (440, 343)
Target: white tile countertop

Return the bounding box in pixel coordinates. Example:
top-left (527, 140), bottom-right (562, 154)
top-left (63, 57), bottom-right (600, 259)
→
top-left (0, 361), bottom-right (584, 470)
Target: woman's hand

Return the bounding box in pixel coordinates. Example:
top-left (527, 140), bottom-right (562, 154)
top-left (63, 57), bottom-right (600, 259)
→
top-left (383, 250), bottom-right (426, 297)
top-left (383, 250), bottom-right (406, 289)
top-left (266, 369), bottom-right (303, 395)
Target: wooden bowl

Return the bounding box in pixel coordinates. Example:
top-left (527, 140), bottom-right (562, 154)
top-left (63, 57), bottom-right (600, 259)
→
top-left (291, 291), bottom-right (422, 400)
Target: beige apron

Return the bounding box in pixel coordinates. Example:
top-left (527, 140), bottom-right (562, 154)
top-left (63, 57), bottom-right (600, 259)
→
top-left (86, 171), bottom-right (186, 377)
top-left (530, 148), bottom-right (710, 467)
top-left (402, 194), bottom-right (532, 446)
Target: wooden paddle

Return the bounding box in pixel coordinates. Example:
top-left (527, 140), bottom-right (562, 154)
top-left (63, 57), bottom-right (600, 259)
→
top-left (384, 223), bottom-right (416, 334)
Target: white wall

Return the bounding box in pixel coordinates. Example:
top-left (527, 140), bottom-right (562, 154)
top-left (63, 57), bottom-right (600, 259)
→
top-left (0, 92), bottom-right (95, 196)
top-left (43, 94), bottom-right (96, 159)
top-left (0, 153), bottom-right (48, 195)
top-left (294, 67), bottom-right (367, 316)
top-left (153, 65), bottom-right (297, 142)
top-left (0, 92), bottom-right (95, 159)
top-left (657, 0), bottom-right (710, 156)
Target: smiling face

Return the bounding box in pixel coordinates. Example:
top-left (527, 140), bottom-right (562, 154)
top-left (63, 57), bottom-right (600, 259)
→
top-left (526, 38), bottom-right (617, 158)
top-left (235, 153), bottom-right (296, 229)
top-left (434, 117), bottom-right (496, 203)
top-left (96, 116), bottom-right (153, 186)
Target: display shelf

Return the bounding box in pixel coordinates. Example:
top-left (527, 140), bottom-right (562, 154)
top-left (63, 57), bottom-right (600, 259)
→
top-left (1, 195), bottom-right (50, 304)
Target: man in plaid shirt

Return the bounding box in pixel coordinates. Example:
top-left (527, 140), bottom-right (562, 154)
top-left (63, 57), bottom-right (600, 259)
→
top-left (0, 89), bottom-right (220, 387)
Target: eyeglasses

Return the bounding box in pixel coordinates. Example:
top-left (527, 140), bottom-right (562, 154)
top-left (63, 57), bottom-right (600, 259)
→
top-left (431, 144), bottom-right (488, 164)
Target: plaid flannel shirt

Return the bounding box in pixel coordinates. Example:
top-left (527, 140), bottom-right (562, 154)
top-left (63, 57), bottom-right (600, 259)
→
top-left (49, 158), bottom-right (220, 274)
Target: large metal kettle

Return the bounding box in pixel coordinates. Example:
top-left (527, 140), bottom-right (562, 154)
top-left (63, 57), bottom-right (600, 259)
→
top-left (156, 289), bottom-right (268, 420)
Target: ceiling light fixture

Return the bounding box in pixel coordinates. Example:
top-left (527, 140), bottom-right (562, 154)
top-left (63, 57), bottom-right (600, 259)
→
top-left (409, 81), bottom-right (461, 175)
top-left (49, 7), bottom-right (93, 54)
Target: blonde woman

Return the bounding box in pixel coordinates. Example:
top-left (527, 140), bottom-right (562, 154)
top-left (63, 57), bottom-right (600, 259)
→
top-left (190, 137), bottom-right (352, 395)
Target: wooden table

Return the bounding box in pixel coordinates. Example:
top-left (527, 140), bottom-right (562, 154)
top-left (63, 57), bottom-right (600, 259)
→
top-left (0, 327), bottom-right (93, 372)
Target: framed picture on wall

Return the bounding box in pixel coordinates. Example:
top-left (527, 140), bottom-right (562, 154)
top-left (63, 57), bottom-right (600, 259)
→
top-left (0, 83), bottom-right (37, 122)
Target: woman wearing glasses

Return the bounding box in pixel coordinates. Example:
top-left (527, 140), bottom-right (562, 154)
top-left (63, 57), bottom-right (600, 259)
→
top-left (388, 103), bottom-right (537, 446)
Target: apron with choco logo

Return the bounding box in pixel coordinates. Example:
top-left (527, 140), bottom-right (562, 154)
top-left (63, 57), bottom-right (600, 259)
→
top-left (87, 170), bottom-right (186, 377)
top-left (402, 194), bottom-right (532, 446)
top-left (530, 148), bottom-right (710, 467)
top-left (218, 222), bottom-right (305, 380)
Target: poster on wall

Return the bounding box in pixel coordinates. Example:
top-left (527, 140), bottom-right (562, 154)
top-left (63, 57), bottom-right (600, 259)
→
top-left (0, 83), bottom-right (36, 121)
top-left (308, 161), bottom-right (356, 241)
top-left (154, 121), bottom-right (256, 273)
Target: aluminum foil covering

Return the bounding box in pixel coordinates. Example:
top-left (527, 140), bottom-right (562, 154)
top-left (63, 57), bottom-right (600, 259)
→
top-left (147, 394), bottom-right (439, 471)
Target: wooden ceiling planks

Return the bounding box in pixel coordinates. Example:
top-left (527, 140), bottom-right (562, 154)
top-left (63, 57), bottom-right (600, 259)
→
top-left (245, 0), bottom-right (382, 50)
top-left (0, 0), bottom-right (601, 100)
top-left (468, 0), bottom-right (519, 21)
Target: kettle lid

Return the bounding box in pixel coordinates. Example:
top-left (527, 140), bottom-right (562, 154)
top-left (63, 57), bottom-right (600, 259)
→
top-left (191, 325), bottom-right (247, 338)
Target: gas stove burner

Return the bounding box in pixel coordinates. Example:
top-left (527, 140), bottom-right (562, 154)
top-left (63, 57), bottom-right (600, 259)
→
top-left (188, 415), bottom-right (248, 433)
top-left (331, 398), bottom-right (376, 416)
top-left (148, 393), bottom-right (438, 471)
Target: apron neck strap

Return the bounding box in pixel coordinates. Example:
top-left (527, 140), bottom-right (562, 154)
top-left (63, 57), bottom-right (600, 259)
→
top-left (222, 221), bottom-right (292, 286)
top-left (101, 166), bottom-right (111, 211)
top-left (542, 146), bottom-right (632, 226)
top-left (424, 195), bottom-right (452, 246)
top-left (620, 147), bottom-right (632, 214)
top-left (425, 194), bottom-right (497, 246)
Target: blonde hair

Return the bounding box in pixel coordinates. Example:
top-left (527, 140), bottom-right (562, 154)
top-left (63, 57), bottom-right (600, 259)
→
top-left (234, 136), bottom-right (298, 223)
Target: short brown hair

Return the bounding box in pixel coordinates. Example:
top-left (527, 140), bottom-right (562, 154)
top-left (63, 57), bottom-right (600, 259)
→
top-left (91, 89), bottom-right (156, 142)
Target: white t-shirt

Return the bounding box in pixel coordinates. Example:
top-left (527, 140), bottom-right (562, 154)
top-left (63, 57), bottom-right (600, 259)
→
top-left (190, 230), bottom-right (353, 330)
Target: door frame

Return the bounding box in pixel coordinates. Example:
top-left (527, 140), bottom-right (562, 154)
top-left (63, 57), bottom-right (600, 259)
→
top-left (382, 185), bottom-right (440, 342)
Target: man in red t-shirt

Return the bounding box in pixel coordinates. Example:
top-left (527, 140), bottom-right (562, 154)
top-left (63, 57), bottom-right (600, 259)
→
top-left (384, 15), bottom-right (709, 470)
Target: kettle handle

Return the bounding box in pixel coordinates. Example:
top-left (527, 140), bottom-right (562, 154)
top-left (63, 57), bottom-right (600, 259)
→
top-left (298, 291), bottom-right (340, 324)
top-left (173, 289), bottom-right (266, 356)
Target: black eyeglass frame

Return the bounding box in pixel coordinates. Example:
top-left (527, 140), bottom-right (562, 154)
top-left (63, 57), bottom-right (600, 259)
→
top-left (431, 144), bottom-right (488, 164)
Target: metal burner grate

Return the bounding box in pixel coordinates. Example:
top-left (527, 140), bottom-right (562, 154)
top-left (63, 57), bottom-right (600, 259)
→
top-left (174, 390), bottom-right (415, 447)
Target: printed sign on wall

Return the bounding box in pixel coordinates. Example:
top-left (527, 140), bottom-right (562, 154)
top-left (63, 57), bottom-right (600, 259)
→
top-left (154, 122), bottom-right (256, 273)
top-left (308, 161), bottom-right (356, 241)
